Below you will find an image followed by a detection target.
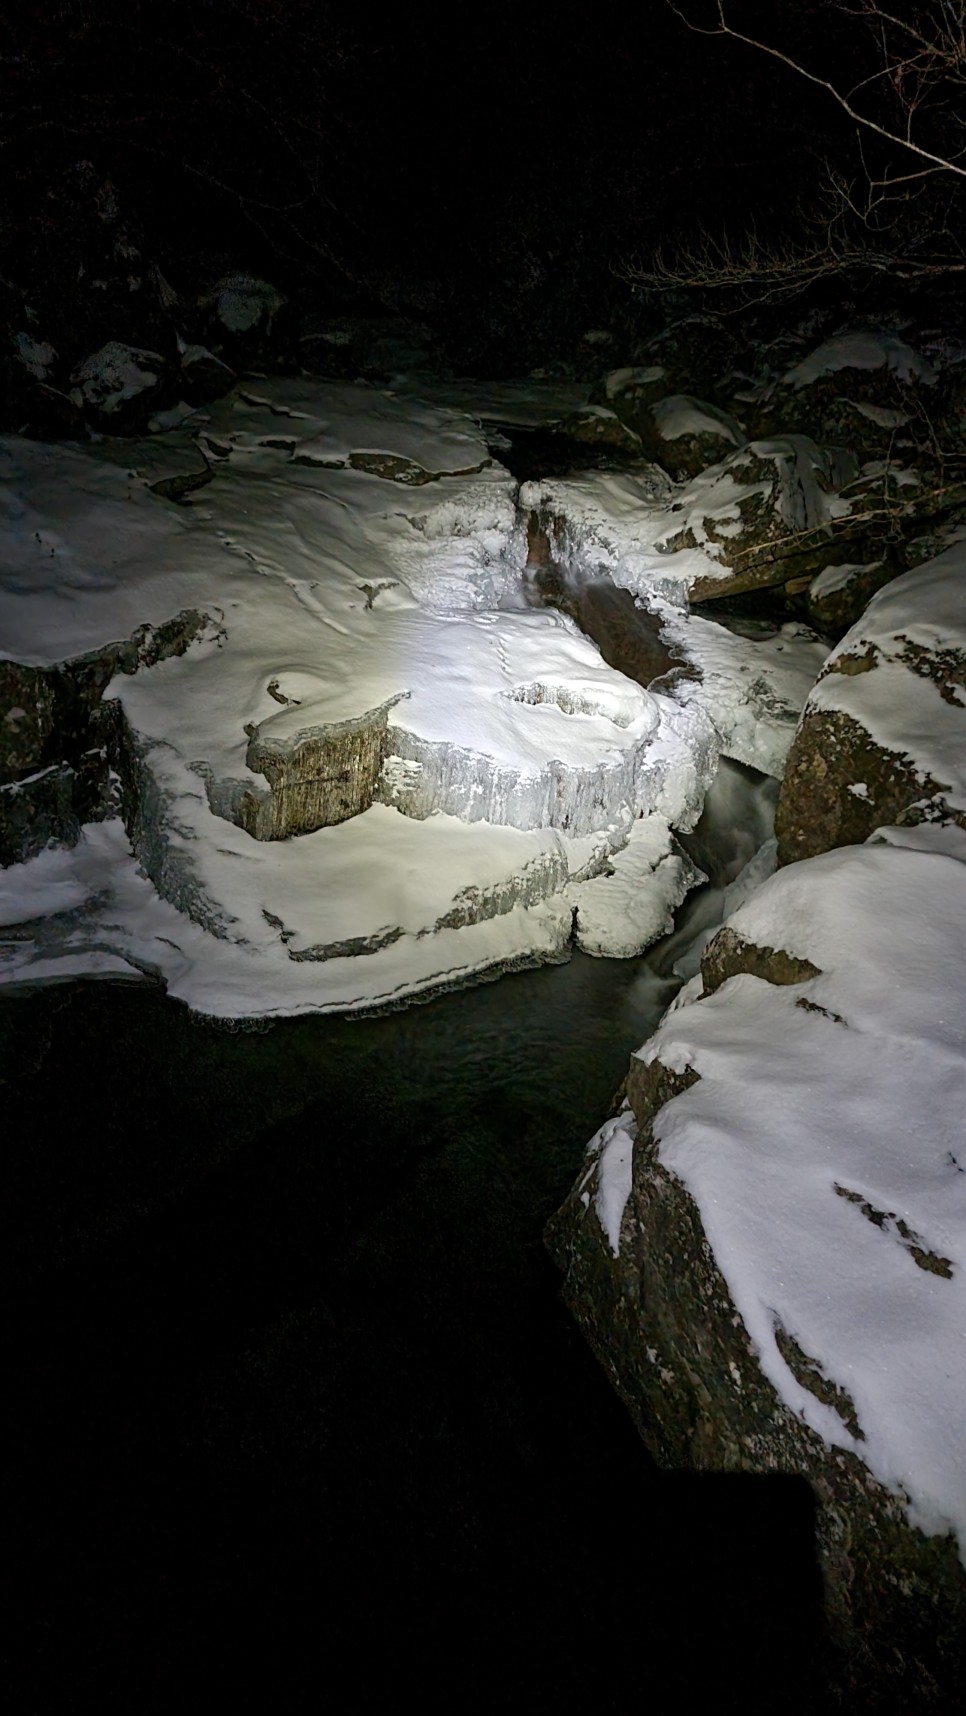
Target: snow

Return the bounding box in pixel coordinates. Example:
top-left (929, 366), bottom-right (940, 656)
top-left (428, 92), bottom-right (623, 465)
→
top-left (0, 816), bottom-right (575, 1017)
top-left (650, 395), bottom-right (742, 446)
top-left (783, 332), bottom-right (937, 391)
top-left (809, 559), bottom-right (879, 600)
top-left (588, 1106), bottom-right (637, 1255)
top-left (637, 827), bottom-right (966, 1561)
top-left (808, 543), bottom-right (966, 818)
top-left (568, 814), bottom-right (705, 957)
top-left (604, 365), bottom-right (665, 399)
top-left (0, 376), bottom-right (830, 1016)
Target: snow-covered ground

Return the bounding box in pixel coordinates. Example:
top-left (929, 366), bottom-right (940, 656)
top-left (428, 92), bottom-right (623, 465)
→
top-left (1, 378), bottom-right (828, 1017)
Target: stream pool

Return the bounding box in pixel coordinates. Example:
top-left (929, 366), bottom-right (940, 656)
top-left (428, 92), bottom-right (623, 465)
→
top-left (4, 762), bottom-right (824, 1711)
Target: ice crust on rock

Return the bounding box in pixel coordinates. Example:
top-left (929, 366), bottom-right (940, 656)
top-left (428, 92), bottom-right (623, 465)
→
top-left (0, 376), bottom-right (830, 1015)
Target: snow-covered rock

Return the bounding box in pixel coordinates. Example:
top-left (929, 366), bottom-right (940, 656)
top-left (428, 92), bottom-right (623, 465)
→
top-left (199, 273), bottom-right (296, 369)
top-left (0, 376), bottom-right (836, 1015)
top-left (801, 555), bottom-right (900, 637)
top-left (621, 393), bottom-right (744, 480)
top-left (566, 813), bottom-right (704, 957)
top-left (549, 824), bottom-right (966, 1707)
top-left (747, 328), bottom-right (939, 456)
top-left (657, 435), bottom-right (858, 599)
top-left (69, 341), bottom-right (170, 430)
top-left (776, 542), bottom-right (966, 864)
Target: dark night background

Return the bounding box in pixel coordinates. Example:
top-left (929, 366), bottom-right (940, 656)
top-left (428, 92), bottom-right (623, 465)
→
top-left (2, 3), bottom-right (948, 1711)
top-left (1, 1), bottom-right (875, 375)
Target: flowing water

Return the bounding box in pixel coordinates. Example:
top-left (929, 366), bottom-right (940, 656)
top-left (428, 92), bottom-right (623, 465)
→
top-left (5, 761), bottom-right (825, 1709)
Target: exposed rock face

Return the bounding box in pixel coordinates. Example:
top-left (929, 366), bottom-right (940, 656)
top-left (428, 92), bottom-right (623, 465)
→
top-left (776, 552), bottom-right (966, 865)
top-left (238, 705), bottom-right (392, 839)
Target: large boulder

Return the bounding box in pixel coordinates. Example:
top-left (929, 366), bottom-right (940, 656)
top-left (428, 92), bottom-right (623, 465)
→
top-left (657, 435), bottom-right (859, 601)
top-left (199, 272), bottom-right (298, 372)
top-left (549, 828), bottom-right (966, 1709)
top-left (623, 394), bottom-right (745, 480)
top-left (742, 327), bottom-right (939, 456)
top-left (776, 544), bottom-right (966, 865)
top-left (69, 341), bottom-right (176, 434)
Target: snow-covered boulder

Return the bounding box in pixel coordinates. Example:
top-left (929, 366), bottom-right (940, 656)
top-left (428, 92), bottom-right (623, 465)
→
top-left (776, 544), bottom-right (966, 865)
top-left (601, 315), bottom-right (746, 409)
top-left (800, 555), bottom-right (901, 638)
top-left (70, 341), bottom-right (173, 432)
top-left (749, 328), bottom-right (938, 456)
top-left (657, 435), bottom-right (858, 600)
top-left (177, 340), bottom-right (235, 406)
top-left (613, 393), bottom-right (745, 481)
top-left (199, 273), bottom-right (297, 370)
top-left (549, 826), bottom-right (966, 1707)
top-left (553, 405), bottom-right (644, 457)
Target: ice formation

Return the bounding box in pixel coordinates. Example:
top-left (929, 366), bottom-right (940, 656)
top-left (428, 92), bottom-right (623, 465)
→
top-left (1, 377), bottom-right (831, 1016)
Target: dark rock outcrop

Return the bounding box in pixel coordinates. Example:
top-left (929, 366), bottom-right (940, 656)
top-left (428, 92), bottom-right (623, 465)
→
top-left (0, 612), bottom-right (214, 865)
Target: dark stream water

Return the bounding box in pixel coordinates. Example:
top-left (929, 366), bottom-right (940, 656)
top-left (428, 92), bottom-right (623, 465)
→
top-left (4, 765), bottom-right (824, 1713)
